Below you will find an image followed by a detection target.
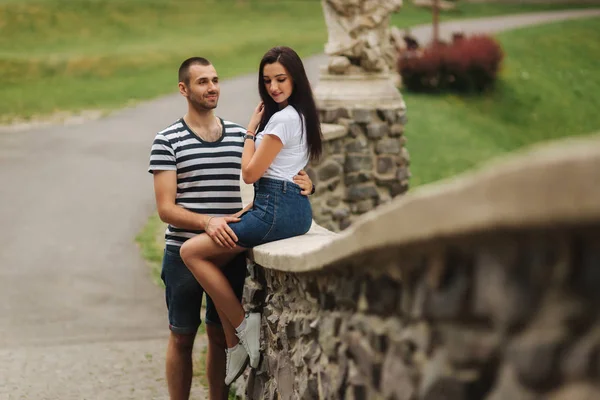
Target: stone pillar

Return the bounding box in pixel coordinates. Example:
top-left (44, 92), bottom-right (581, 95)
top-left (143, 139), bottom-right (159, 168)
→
top-left (309, 0), bottom-right (409, 232)
top-left (309, 67), bottom-right (410, 233)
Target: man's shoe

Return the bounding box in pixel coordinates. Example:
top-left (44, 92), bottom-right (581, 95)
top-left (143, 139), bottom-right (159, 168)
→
top-left (236, 313), bottom-right (261, 368)
top-left (225, 344), bottom-right (249, 386)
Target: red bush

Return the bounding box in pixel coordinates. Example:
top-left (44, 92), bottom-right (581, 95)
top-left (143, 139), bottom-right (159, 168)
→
top-left (399, 35), bottom-right (504, 93)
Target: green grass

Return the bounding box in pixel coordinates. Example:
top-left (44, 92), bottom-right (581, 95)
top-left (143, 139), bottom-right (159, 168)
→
top-left (135, 213), bottom-right (166, 287)
top-left (1, 0), bottom-right (597, 122)
top-left (404, 16), bottom-right (600, 187)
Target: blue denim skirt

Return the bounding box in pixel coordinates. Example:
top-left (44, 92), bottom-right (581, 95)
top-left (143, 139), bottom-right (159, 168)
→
top-left (230, 177), bottom-right (312, 248)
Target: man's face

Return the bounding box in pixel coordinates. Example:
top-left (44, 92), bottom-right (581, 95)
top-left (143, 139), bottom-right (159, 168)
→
top-left (181, 64), bottom-right (220, 110)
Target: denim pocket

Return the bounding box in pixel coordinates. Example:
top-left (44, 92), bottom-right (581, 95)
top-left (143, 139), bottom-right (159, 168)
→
top-left (253, 193), bottom-right (270, 219)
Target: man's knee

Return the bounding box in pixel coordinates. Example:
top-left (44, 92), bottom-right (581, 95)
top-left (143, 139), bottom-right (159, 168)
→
top-left (206, 324), bottom-right (227, 349)
top-left (169, 331), bottom-right (196, 353)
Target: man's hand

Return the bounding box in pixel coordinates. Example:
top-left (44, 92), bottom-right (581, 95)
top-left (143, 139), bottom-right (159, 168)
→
top-left (294, 170), bottom-right (314, 196)
top-left (205, 216), bottom-right (240, 248)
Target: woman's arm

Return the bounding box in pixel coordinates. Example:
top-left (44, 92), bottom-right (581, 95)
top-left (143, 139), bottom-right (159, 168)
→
top-left (242, 134), bottom-right (283, 184)
top-left (242, 101), bottom-right (285, 184)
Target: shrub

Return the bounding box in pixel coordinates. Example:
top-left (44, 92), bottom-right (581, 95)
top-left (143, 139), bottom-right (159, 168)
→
top-left (399, 35), bottom-right (504, 93)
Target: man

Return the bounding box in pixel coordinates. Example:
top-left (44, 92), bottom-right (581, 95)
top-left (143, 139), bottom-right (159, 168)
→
top-left (148, 57), bottom-right (313, 400)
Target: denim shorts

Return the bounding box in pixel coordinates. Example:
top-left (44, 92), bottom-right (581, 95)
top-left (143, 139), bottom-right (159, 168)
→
top-left (230, 177), bottom-right (313, 248)
top-left (161, 245), bottom-right (247, 335)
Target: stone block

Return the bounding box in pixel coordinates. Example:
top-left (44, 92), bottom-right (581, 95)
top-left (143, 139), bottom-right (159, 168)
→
top-left (561, 325), bottom-right (600, 380)
top-left (345, 137), bottom-right (369, 153)
top-left (396, 166), bottom-right (410, 182)
top-left (507, 327), bottom-right (567, 392)
top-left (376, 156), bottom-right (396, 174)
top-left (424, 250), bottom-right (473, 320)
top-left (390, 123), bottom-right (405, 137)
top-left (473, 242), bottom-right (542, 332)
top-left (441, 326), bottom-right (500, 368)
top-left (351, 108), bottom-right (372, 124)
top-left (345, 172), bottom-right (373, 185)
top-left (321, 107), bottom-right (342, 123)
top-left (339, 218), bottom-right (352, 230)
top-left (355, 199), bottom-right (375, 214)
top-left (365, 276), bottom-right (401, 315)
top-left (375, 138), bottom-right (402, 155)
top-left (276, 353), bottom-right (295, 400)
top-left (344, 154), bottom-right (374, 174)
top-left (326, 196), bottom-right (341, 207)
top-left (381, 343), bottom-right (416, 400)
top-left (366, 122), bottom-right (389, 139)
top-left (400, 147), bottom-right (410, 165)
top-left (332, 208), bottom-right (350, 221)
top-left (317, 160), bottom-right (343, 182)
top-left (377, 108), bottom-right (399, 123)
top-left (347, 184), bottom-right (379, 202)
top-left (398, 110), bottom-right (408, 125)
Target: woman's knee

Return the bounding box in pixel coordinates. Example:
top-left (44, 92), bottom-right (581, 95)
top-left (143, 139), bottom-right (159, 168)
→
top-left (179, 239), bottom-right (196, 264)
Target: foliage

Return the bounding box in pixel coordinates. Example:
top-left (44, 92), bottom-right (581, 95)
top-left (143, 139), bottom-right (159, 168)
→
top-left (135, 213), bottom-right (166, 287)
top-left (400, 35), bottom-right (504, 93)
top-left (1, 0), bottom-right (597, 122)
top-left (405, 17), bottom-right (600, 187)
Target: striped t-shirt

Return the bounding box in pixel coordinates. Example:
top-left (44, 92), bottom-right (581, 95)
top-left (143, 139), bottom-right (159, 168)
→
top-left (148, 117), bottom-right (245, 247)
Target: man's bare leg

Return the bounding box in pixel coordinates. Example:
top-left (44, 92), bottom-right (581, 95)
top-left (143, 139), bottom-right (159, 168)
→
top-left (166, 331), bottom-right (196, 400)
top-left (206, 323), bottom-right (231, 400)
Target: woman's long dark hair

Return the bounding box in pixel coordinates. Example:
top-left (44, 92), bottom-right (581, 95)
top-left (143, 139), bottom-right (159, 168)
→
top-left (258, 46), bottom-right (323, 161)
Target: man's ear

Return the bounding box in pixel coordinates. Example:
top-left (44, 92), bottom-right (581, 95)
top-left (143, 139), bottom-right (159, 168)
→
top-left (178, 82), bottom-right (188, 97)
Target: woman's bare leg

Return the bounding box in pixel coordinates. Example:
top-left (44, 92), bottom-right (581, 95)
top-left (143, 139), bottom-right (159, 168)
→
top-left (179, 234), bottom-right (246, 329)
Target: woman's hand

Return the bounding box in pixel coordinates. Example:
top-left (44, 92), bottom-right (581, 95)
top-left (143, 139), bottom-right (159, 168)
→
top-left (247, 101), bottom-right (264, 133)
top-left (294, 170), bottom-right (314, 196)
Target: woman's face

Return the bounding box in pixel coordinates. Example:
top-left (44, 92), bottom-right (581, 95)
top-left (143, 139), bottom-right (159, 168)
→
top-left (263, 62), bottom-right (293, 107)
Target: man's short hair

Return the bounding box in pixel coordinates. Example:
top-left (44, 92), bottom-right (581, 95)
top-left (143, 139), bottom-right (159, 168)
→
top-left (178, 57), bottom-right (212, 85)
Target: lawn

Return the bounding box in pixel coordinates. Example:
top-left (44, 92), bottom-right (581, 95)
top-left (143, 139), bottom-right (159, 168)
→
top-left (1, 0), bottom-right (596, 123)
top-left (404, 16), bottom-right (600, 186)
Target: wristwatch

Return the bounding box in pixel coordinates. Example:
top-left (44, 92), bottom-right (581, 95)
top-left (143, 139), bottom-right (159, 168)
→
top-left (310, 184), bottom-right (316, 195)
top-left (244, 133), bottom-right (256, 141)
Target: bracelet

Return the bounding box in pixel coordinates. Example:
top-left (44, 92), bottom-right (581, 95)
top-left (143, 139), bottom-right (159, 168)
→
top-left (244, 133), bottom-right (256, 142)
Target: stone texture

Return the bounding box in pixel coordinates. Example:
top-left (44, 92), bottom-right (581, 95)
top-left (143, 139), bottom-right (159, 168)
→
top-left (347, 184), bottom-right (379, 202)
top-left (375, 138), bottom-right (402, 155)
top-left (318, 160), bottom-right (343, 182)
top-left (239, 229), bottom-right (600, 399)
top-left (366, 122), bottom-right (389, 139)
top-left (309, 102), bottom-right (409, 232)
top-left (344, 154), bottom-right (373, 174)
top-left (507, 327), bottom-right (567, 392)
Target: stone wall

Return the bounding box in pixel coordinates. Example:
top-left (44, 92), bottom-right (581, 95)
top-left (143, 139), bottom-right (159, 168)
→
top-left (234, 134), bottom-right (600, 399)
top-left (307, 104), bottom-right (410, 232)
top-left (241, 229), bottom-right (600, 400)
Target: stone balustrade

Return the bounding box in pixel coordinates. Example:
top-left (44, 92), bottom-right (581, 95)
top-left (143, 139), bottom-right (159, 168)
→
top-left (234, 134), bottom-right (600, 400)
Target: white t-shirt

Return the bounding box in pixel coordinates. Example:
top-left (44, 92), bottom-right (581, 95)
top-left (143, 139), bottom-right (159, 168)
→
top-left (255, 105), bottom-right (309, 182)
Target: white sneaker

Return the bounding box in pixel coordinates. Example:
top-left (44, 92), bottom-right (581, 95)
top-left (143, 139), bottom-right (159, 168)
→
top-left (225, 344), bottom-right (249, 386)
top-left (236, 313), bottom-right (261, 368)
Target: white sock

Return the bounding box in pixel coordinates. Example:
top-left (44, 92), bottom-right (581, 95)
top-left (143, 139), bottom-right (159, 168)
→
top-left (228, 343), bottom-right (239, 352)
top-left (236, 317), bottom-right (247, 333)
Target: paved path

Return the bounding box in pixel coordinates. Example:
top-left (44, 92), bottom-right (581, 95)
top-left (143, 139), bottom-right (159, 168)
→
top-left (0, 9), bottom-right (597, 400)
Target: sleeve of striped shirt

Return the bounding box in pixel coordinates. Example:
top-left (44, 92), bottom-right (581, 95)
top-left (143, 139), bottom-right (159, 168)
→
top-left (148, 133), bottom-right (176, 174)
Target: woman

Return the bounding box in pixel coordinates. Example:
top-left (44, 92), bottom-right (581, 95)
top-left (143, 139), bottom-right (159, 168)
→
top-left (179, 46), bottom-right (322, 385)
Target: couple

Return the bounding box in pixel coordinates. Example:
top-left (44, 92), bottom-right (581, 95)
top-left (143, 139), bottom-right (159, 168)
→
top-left (148, 46), bottom-right (322, 399)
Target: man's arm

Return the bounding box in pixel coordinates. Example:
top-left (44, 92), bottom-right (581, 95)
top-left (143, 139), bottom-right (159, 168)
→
top-left (153, 170), bottom-right (240, 248)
